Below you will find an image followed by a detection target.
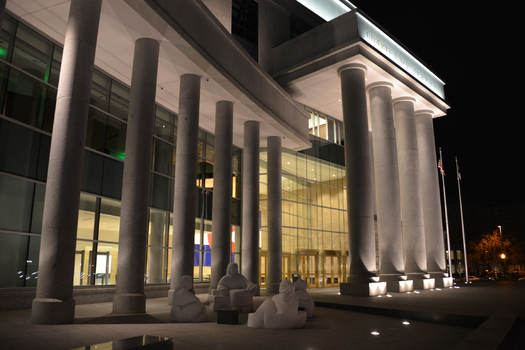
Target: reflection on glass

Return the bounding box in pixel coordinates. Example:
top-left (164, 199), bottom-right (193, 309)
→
top-left (12, 23), bottom-right (52, 81)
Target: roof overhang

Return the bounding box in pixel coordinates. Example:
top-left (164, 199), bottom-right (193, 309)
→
top-left (7, 0), bottom-right (311, 150)
top-left (271, 10), bottom-right (450, 122)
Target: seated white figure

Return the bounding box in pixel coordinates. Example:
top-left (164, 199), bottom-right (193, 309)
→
top-left (171, 276), bottom-right (208, 323)
top-left (209, 262), bottom-right (258, 313)
top-left (294, 278), bottom-right (314, 318)
top-left (247, 280), bottom-right (307, 329)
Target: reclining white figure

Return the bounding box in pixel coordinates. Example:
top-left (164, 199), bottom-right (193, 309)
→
top-left (171, 275), bottom-right (208, 323)
top-left (294, 278), bottom-right (314, 318)
top-left (208, 262), bottom-right (258, 312)
top-left (247, 280), bottom-right (307, 329)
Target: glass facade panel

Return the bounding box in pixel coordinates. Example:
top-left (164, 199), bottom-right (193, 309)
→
top-left (0, 173), bottom-right (34, 232)
top-left (98, 198), bottom-right (121, 243)
top-left (12, 23), bottom-right (53, 81)
top-left (0, 14), bottom-right (244, 289)
top-left (3, 66), bottom-right (54, 129)
top-left (109, 81), bottom-right (129, 121)
top-left (93, 242), bottom-right (118, 285)
top-left (77, 193), bottom-right (96, 240)
top-left (90, 69), bottom-right (110, 111)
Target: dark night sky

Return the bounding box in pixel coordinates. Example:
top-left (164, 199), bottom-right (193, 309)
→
top-left (348, 1), bottom-right (525, 242)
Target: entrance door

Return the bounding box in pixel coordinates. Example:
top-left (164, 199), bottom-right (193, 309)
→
top-left (282, 253), bottom-right (291, 281)
top-left (323, 250), bottom-right (341, 287)
top-left (74, 251), bottom-right (85, 286)
top-left (297, 249), bottom-right (319, 288)
top-left (259, 250), bottom-right (267, 288)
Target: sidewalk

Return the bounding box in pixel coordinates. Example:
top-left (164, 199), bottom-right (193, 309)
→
top-left (0, 281), bottom-right (523, 349)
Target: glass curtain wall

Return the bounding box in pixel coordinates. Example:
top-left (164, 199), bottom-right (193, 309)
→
top-left (259, 149), bottom-right (348, 287)
top-left (0, 13), bottom-right (241, 288)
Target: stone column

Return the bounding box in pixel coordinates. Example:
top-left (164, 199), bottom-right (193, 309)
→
top-left (338, 64), bottom-right (377, 282)
top-left (31, 0), bottom-right (102, 325)
top-left (393, 97), bottom-right (428, 279)
top-left (169, 74), bottom-right (201, 304)
top-left (267, 136), bottom-right (282, 294)
top-left (242, 121), bottom-right (260, 286)
top-left (367, 82), bottom-right (405, 281)
top-left (415, 110), bottom-right (447, 277)
top-left (210, 101), bottom-right (234, 289)
top-left (113, 38), bottom-right (159, 314)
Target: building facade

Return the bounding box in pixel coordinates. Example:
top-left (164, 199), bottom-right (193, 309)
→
top-left (0, 0), bottom-right (450, 323)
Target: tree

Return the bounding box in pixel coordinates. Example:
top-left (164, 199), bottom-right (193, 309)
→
top-left (467, 230), bottom-right (524, 277)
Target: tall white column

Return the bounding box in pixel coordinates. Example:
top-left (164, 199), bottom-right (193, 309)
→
top-left (415, 110), bottom-right (447, 277)
top-left (169, 74), bottom-right (201, 304)
top-left (210, 101), bottom-right (234, 290)
top-left (393, 97), bottom-right (428, 279)
top-left (242, 121), bottom-right (260, 286)
top-left (338, 64), bottom-right (377, 282)
top-left (31, 0), bottom-right (102, 324)
top-left (267, 136), bottom-right (282, 294)
top-left (113, 38), bottom-right (159, 314)
top-left (367, 82), bottom-right (405, 281)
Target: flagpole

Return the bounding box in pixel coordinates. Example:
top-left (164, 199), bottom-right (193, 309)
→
top-left (439, 148), bottom-right (453, 279)
top-left (456, 157), bottom-right (469, 283)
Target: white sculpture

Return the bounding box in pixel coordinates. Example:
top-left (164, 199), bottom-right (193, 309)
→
top-left (247, 280), bottom-right (307, 329)
top-left (171, 276), bottom-right (208, 323)
top-left (208, 262), bottom-right (259, 312)
top-left (294, 278), bottom-right (314, 318)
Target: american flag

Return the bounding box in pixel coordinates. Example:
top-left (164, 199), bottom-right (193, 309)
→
top-left (438, 160), bottom-right (445, 175)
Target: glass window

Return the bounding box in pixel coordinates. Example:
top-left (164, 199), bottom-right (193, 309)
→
top-left (155, 106), bottom-right (174, 143)
top-left (153, 138), bottom-right (171, 175)
top-left (0, 174), bottom-right (34, 232)
top-left (93, 242), bottom-right (118, 285)
top-left (81, 150), bottom-right (103, 195)
top-left (85, 107), bottom-right (107, 152)
top-left (0, 118), bottom-right (40, 179)
top-left (197, 129), bottom-right (206, 158)
top-left (150, 173), bottom-right (171, 211)
top-left (12, 23), bottom-right (53, 81)
top-left (48, 46), bottom-right (62, 87)
top-left (105, 117), bottom-right (126, 159)
top-left (4, 66), bottom-right (52, 129)
top-left (30, 183), bottom-right (45, 234)
top-left (0, 14), bottom-right (16, 62)
top-left (74, 240), bottom-right (93, 286)
top-left (206, 134), bottom-right (215, 162)
top-left (109, 81), bottom-right (129, 121)
top-left (90, 69), bottom-right (110, 111)
top-left (98, 198), bottom-right (121, 243)
top-left (101, 157), bottom-right (123, 200)
top-left (77, 193), bottom-right (97, 240)
top-left (0, 233), bottom-right (29, 287)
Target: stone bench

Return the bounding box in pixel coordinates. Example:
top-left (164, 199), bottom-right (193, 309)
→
top-left (71, 335), bottom-right (173, 350)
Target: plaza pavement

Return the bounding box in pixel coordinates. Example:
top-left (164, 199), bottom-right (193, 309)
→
top-left (0, 281), bottom-right (523, 350)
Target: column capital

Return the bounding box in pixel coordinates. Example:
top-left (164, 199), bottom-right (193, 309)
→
top-left (337, 63), bottom-right (367, 78)
top-left (392, 96), bottom-right (416, 106)
top-left (366, 81), bottom-right (393, 93)
top-left (415, 109), bottom-right (434, 117)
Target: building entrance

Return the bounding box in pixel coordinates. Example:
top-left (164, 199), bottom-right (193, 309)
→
top-left (297, 249), bottom-right (319, 288)
top-left (322, 250), bottom-right (341, 287)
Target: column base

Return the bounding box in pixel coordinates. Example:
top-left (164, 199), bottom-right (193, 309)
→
top-left (340, 282), bottom-right (387, 296)
top-left (435, 277), bottom-right (454, 288)
top-left (113, 293), bottom-right (146, 314)
top-left (31, 297), bottom-right (75, 324)
top-left (387, 280), bottom-right (413, 293)
top-left (167, 289), bottom-right (175, 305)
top-left (379, 274), bottom-right (408, 282)
top-left (412, 278), bottom-right (435, 290)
